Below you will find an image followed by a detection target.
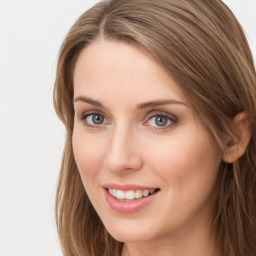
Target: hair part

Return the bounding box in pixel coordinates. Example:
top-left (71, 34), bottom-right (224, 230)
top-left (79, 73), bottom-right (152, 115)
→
top-left (54, 0), bottom-right (256, 255)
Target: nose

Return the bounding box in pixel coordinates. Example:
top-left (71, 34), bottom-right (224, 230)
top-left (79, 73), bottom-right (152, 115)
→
top-left (103, 126), bottom-right (143, 174)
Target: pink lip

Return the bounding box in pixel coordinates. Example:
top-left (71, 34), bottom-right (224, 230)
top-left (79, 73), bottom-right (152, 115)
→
top-left (103, 184), bottom-right (159, 214)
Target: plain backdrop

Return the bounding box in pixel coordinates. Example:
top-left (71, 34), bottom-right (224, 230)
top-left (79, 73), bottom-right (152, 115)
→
top-left (0, 0), bottom-right (255, 255)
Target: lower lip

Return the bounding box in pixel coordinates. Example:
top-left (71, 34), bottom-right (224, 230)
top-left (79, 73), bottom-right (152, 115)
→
top-left (104, 189), bottom-right (159, 214)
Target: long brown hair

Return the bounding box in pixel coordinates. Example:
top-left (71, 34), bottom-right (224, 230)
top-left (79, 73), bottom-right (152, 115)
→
top-left (54, 0), bottom-right (256, 255)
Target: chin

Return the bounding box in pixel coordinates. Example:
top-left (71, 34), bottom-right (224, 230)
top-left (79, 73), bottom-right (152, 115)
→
top-left (109, 230), bottom-right (151, 243)
top-left (103, 219), bottom-right (159, 243)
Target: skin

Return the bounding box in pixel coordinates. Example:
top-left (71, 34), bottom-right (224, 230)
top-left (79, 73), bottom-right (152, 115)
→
top-left (72, 40), bottom-right (223, 256)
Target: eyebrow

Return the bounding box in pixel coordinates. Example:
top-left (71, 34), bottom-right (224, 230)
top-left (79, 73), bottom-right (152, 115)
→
top-left (137, 99), bottom-right (186, 109)
top-left (74, 96), bottom-right (103, 107)
top-left (73, 96), bottom-right (186, 109)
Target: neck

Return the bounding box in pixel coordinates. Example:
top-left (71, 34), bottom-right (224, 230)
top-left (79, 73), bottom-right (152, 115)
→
top-left (122, 237), bottom-right (221, 256)
top-left (121, 219), bottom-right (221, 256)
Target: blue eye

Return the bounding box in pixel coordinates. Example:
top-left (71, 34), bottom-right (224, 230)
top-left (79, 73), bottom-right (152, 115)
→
top-left (83, 113), bottom-right (106, 125)
top-left (147, 114), bottom-right (175, 128)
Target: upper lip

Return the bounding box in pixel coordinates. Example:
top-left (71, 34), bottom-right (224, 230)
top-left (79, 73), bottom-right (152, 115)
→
top-left (102, 183), bottom-right (159, 191)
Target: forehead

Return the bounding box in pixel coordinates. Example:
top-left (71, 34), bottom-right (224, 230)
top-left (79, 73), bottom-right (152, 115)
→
top-left (73, 40), bottom-right (186, 104)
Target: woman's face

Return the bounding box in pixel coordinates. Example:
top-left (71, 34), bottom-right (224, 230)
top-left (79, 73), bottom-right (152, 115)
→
top-left (73, 40), bottom-right (222, 244)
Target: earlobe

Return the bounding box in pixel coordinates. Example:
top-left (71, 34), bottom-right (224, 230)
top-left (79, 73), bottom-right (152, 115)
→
top-left (223, 112), bottom-right (251, 163)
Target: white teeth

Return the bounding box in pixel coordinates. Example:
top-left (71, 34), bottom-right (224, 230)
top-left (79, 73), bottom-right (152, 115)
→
top-left (135, 190), bottom-right (142, 199)
top-left (108, 188), bottom-right (157, 200)
top-left (116, 190), bottom-right (125, 200)
top-left (142, 190), bottom-right (149, 197)
top-left (125, 190), bottom-right (135, 200)
top-left (150, 189), bottom-right (155, 194)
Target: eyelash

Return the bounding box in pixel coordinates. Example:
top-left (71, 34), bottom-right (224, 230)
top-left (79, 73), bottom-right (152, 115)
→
top-left (79, 111), bottom-right (178, 130)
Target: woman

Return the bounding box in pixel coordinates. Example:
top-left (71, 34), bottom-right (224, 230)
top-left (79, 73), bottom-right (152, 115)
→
top-left (53, 0), bottom-right (256, 255)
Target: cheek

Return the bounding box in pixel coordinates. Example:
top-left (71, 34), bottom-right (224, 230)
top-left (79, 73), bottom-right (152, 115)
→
top-left (145, 129), bottom-right (221, 188)
top-left (72, 130), bottom-right (105, 178)
top-left (143, 130), bottom-right (221, 229)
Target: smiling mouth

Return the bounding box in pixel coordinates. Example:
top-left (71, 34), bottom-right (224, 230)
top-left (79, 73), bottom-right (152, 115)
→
top-left (106, 188), bottom-right (160, 201)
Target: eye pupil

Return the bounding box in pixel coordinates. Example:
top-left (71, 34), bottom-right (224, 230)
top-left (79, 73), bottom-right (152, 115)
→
top-left (155, 116), bottom-right (168, 126)
top-left (92, 114), bottom-right (104, 124)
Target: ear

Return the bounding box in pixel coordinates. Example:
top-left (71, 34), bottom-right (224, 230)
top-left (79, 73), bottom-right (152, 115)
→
top-left (223, 112), bottom-right (251, 163)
